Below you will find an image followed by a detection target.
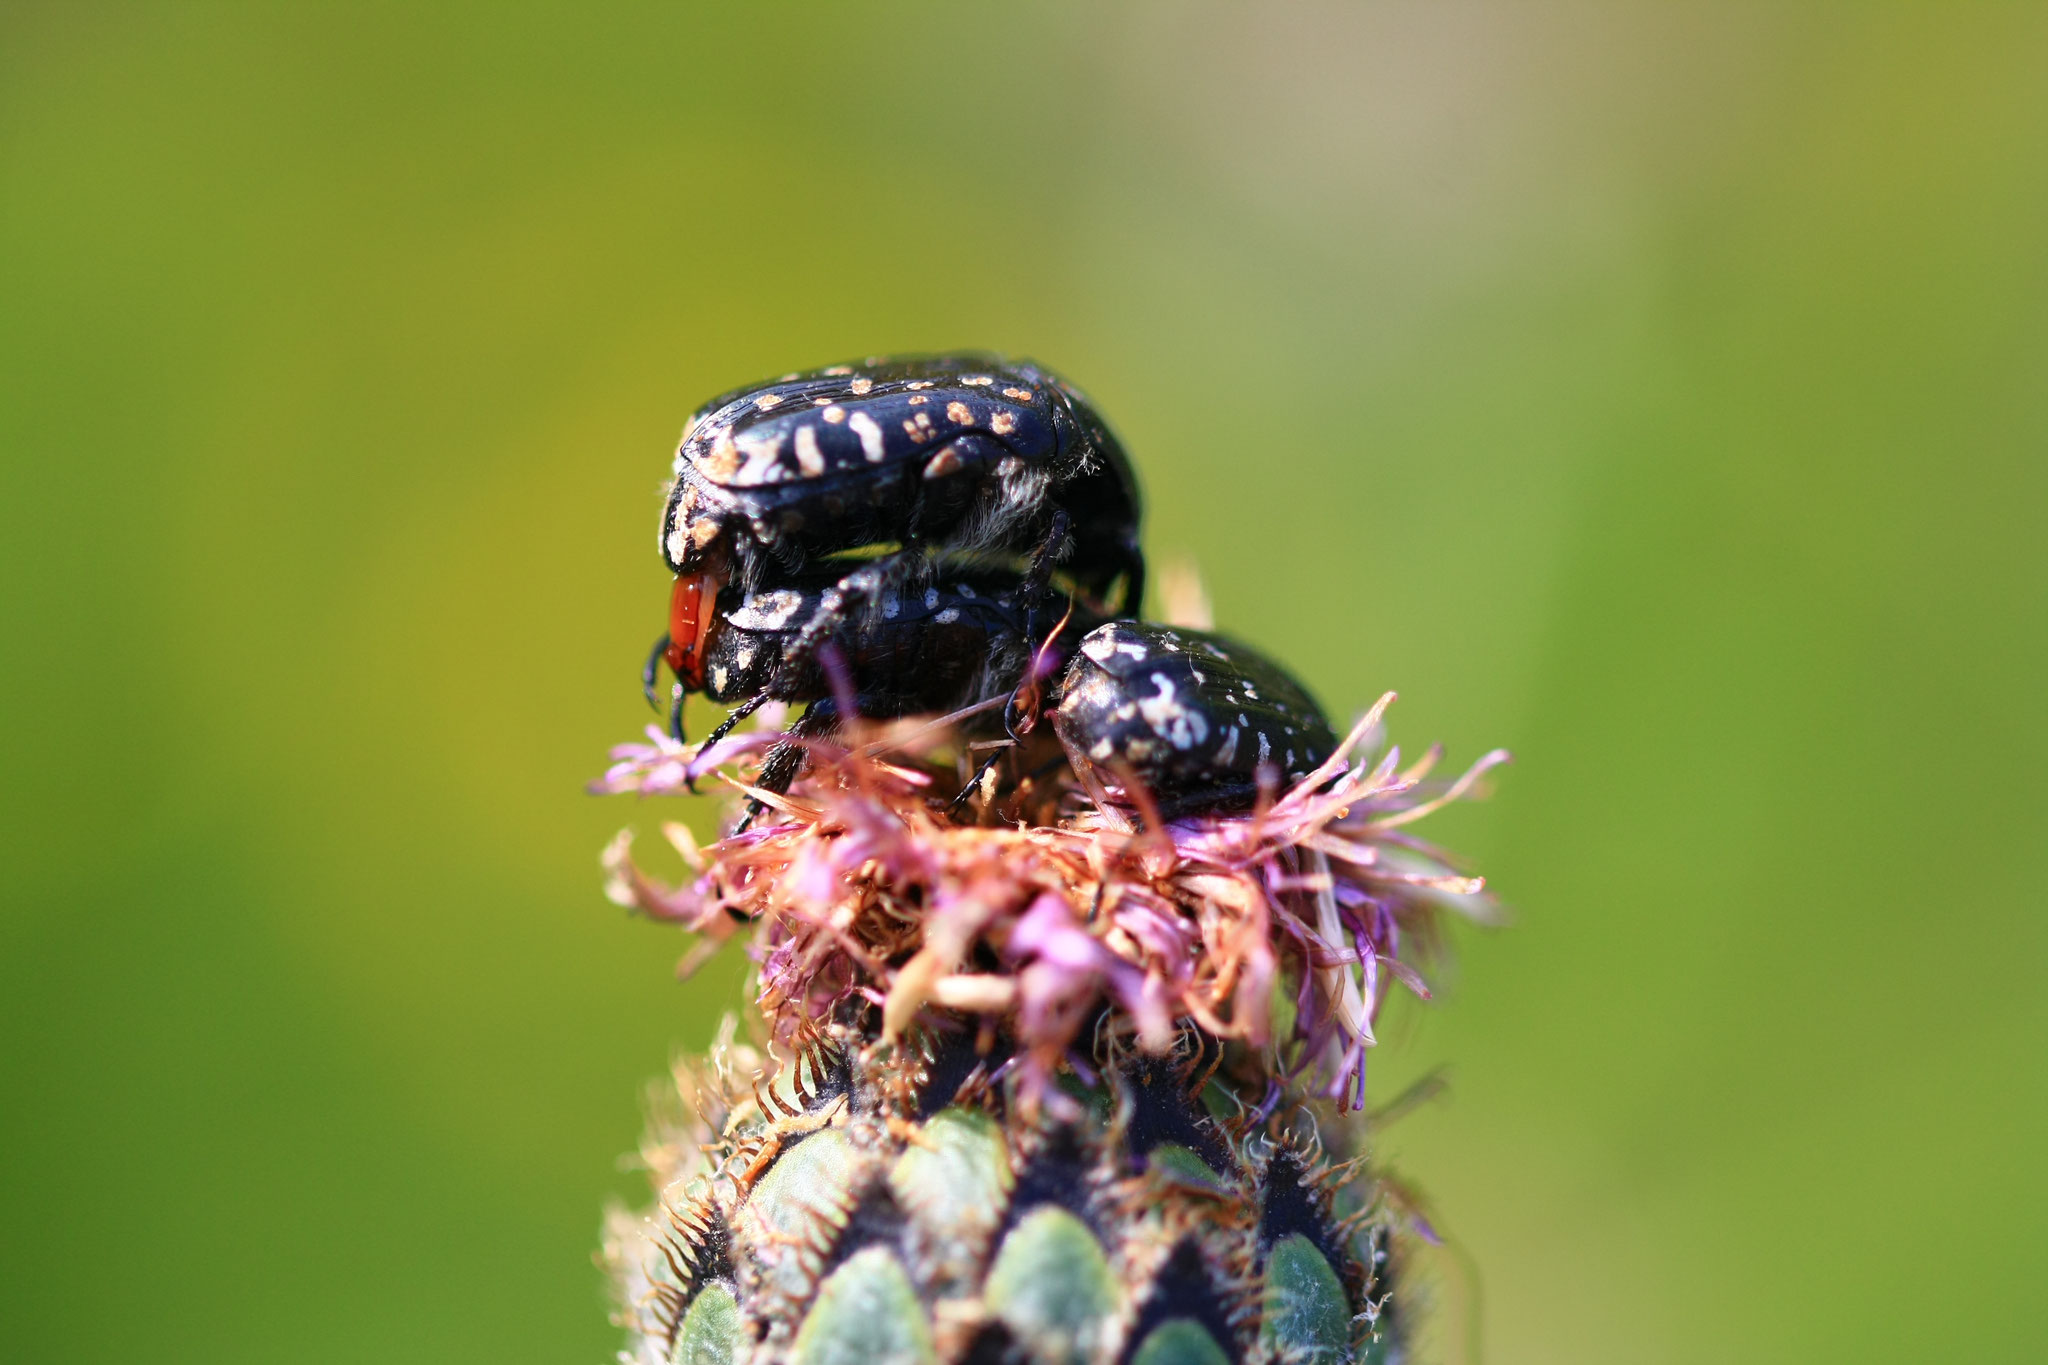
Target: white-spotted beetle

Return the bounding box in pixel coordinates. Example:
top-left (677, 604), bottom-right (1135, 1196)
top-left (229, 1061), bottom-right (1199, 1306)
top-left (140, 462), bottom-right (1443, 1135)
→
top-left (698, 568), bottom-right (1109, 808)
top-left (655, 354), bottom-right (1144, 712)
top-left (1055, 621), bottom-right (1339, 817)
top-left (641, 354), bottom-right (1341, 824)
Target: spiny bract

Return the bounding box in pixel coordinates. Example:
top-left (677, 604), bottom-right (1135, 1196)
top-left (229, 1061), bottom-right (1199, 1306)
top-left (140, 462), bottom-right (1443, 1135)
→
top-left (603, 1023), bottom-right (1403, 1365)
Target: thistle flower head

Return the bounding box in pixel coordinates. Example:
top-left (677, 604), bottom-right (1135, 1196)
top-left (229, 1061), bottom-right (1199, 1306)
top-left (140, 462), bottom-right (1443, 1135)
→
top-left (596, 695), bottom-right (1505, 1113)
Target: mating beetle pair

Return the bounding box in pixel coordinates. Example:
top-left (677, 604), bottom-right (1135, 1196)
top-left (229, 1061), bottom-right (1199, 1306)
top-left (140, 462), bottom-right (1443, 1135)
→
top-left (643, 353), bottom-right (1336, 817)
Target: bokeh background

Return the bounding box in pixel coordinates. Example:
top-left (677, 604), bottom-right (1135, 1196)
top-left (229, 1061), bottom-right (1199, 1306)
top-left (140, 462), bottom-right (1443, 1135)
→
top-left (5, 3), bottom-right (2044, 1361)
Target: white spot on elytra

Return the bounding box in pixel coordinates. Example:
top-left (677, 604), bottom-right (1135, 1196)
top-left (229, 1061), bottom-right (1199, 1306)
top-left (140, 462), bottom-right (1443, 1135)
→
top-left (736, 433), bottom-right (785, 483)
top-left (848, 411), bottom-right (886, 462)
top-left (1137, 673), bottom-right (1208, 750)
top-left (822, 405), bottom-right (847, 424)
top-left (849, 378), bottom-right (874, 395)
top-left (1216, 728), bottom-right (1240, 765)
top-left (793, 426), bottom-right (825, 476)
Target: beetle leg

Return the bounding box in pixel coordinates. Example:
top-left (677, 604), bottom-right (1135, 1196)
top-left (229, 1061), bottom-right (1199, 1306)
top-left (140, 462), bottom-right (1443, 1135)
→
top-left (698, 692), bottom-right (770, 753)
top-left (999, 510), bottom-right (1073, 745)
top-left (948, 745), bottom-right (1013, 815)
top-left (643, 632), bottom-right (671, 711)
top-left (1017, 510), bottom-right (1071, 659)
top-left (735, 697), bottom-right (844, 833)
top-left (679, 692), bottom-right (774, 797)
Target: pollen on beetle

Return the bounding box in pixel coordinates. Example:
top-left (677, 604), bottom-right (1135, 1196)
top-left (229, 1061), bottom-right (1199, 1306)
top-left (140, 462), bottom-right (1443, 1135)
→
top-left (990, 411), bottom-right (1017, 436)
top-left (946, 401), bottom-right (973, 425)
top-left (849, 378), bottom-right (874, 395)
top-left (1003, 387), bottom-right (1032, 400)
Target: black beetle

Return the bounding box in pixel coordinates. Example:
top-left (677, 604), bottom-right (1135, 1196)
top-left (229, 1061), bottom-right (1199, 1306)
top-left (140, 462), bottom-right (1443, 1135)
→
top-left (655, 354), bottom-right (1144, 706)
top-left (1055, 621), bottom-right (1339, 816)
top-left (702, 568), bottom-right (1097, 719)
top-left (679, 565), bottom-right (1108, 811)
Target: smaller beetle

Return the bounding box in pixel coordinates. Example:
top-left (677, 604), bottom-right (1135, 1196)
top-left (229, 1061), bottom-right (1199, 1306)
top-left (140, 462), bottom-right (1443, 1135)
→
top-left (679, 567), bottom-right (1107, 808)
top-left (701, 568), bottom-right (1090, 718)
top-left (1055, 621), bottom-right (1339, 816)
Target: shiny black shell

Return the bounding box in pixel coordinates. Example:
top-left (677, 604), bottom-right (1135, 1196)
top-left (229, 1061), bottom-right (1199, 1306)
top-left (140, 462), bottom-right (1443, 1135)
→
top-left (1056, 621), bottom-right (1338, 811)
top-left (661, 354), bottom-right (1144, 610)
top-left (701, 569), bottom-right (1105, 716)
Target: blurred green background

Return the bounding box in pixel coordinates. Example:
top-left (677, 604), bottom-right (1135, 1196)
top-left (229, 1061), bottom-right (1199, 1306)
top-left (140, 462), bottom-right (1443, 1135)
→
top-left (4, 3), bottom-right (2043, 1361)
